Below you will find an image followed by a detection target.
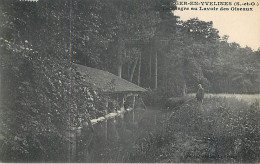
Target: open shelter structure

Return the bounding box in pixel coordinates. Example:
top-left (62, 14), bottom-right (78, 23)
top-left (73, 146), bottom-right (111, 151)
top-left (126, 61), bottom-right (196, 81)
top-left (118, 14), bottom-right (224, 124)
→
top-left (73, 63), bottom-right (147, 113)
top-left (69, 63), bottom-right (147, 161)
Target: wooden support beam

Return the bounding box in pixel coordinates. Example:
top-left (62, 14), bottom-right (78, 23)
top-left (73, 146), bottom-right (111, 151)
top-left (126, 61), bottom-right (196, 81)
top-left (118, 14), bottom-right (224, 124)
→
top-left (132, 96), bottom-right (136, 122)
top-left (105, 97), bottom-right (108, 142)
top-left (105, 120), bottom-right (108, 142)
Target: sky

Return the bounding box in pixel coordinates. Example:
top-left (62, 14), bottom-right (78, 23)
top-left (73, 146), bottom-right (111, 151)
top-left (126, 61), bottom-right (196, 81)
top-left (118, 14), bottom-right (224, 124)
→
top-left (174, 0), bottom-right (260, 50)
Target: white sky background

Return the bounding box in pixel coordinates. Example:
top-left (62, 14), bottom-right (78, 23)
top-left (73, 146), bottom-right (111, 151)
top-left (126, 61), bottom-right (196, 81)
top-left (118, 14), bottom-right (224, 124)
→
top-left (174, 0), bottom-right (260, 50)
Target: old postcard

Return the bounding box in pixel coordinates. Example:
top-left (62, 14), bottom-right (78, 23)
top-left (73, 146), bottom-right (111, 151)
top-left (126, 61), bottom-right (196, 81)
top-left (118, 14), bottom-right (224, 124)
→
top-left (0, 0), bottom-right (260, 162)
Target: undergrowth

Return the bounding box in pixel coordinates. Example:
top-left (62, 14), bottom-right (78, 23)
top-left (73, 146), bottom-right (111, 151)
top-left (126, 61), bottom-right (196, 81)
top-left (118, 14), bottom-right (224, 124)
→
top-left (130, 97), bottom-right (260, 163)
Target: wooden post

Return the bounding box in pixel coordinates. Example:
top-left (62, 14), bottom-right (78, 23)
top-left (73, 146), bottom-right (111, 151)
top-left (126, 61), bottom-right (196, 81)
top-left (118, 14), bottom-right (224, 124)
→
top-left (105, 97), bottom-right (108, 142)
top-left (132, 96), bottom-right (136, 122)
top-left (132, 95), bottom-right (136, 109)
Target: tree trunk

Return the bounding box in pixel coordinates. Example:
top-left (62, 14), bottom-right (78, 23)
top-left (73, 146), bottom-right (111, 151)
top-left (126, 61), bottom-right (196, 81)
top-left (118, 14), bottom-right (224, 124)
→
top-left (117, 38), bottom-right (124, 78)
top-left (129, 55), bottom-right (139, 82)
top-left (137, 54), bottom-right (141, 86)
top-left (154, 51), bottom-right (157, 89)
top-left (163, 57), bottom-right (167, 89)
top-left (149, 53), bottom-right (152, 88)
top-left (182, 82), bottom-right (187, 96)
top-left (117, 64), bottom-right (122, 78)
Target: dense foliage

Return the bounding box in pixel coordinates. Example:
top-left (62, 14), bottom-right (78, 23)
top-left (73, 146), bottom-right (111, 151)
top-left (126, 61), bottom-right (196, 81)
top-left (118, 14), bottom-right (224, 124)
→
top-left (0, 1), bottom-right (104, 162)
top-left (131, 97), bottom-right (260, 163)
top-left (0, 0), bottom-right (259, 162)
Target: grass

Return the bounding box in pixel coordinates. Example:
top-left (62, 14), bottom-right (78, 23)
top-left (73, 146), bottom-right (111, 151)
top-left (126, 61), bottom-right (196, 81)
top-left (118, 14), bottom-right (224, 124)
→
top-left (189, 93), bottom-right (260, 104)
top-left (73, 95), bottom-right (260, 162)
top-left (130, 97), bottom-right (260, 163)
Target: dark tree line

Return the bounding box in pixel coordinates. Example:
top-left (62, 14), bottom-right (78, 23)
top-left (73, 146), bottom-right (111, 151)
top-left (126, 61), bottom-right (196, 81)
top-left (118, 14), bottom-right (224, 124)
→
top-left (0, 0), bottom-right (259, 162)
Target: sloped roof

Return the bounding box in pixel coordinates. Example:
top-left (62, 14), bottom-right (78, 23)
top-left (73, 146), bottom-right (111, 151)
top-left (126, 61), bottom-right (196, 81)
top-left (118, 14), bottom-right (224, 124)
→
top-left (73, 63), bottom-right (147, 93)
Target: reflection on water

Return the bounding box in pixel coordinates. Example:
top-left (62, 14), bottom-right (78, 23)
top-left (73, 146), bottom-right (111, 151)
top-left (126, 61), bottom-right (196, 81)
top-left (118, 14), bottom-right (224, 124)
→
top-left (70, 94), bottom-right (260, 162)
top-left (72, 108), bottom-right (165, 162)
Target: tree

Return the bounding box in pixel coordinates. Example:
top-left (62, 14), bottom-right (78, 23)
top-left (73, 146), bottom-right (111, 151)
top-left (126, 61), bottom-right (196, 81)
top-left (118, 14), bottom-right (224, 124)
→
top-left (0, 0), bottom-right (106, 161)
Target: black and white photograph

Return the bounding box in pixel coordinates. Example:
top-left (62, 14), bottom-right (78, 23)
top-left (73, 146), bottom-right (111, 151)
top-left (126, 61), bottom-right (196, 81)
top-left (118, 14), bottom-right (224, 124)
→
top-left (0, 0), bottom-right (260, 162)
